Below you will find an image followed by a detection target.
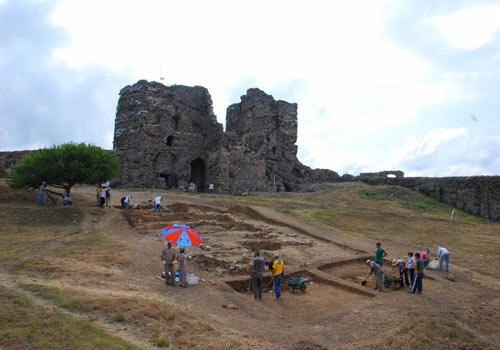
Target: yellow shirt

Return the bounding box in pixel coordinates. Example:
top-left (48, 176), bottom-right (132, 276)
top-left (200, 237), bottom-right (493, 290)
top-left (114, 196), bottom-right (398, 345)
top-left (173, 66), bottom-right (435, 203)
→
top-left (272, 260), bottom-right (284, 277)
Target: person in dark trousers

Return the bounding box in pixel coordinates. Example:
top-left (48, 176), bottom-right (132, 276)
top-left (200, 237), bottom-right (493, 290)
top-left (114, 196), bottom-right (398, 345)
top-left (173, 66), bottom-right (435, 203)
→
top-left (99, 186), bottom-right (109, 209)
top-left (177, 247), bottom-right (188, 288)
top-left (374, 242), bottom-right (387, 266)
top-left (411, 252), bottom-right (424, 294)
top-left (392, 257), bottom-right (409, 288)
top-left (406, 252), bottom-right (415, 291)
top-left (161, 241), bottom-right (177, 287)
top-left (105, 188), bottom-right (111, 207)
top-left (251, 250), bottom-right (266, 300)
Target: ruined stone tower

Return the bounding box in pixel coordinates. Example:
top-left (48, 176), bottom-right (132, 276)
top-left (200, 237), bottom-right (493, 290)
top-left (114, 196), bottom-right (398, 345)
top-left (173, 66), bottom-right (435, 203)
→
top-left (113, 80), bottom-right (339, 193)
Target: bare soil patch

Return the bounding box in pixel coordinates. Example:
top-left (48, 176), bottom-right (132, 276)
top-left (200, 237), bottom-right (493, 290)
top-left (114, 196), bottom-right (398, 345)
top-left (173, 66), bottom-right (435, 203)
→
top-left (123, 202), bottom-right (350, 278)
top-left (1, 181), bottom-right (499, 349)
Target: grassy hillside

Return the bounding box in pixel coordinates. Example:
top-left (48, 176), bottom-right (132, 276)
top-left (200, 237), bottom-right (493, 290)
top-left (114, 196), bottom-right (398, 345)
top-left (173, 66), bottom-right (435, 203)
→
top-left (1, 179), bottom-right (499, 350)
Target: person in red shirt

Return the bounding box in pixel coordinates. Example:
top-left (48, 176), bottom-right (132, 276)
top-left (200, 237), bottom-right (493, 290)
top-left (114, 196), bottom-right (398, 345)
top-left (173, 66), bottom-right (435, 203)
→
top-left (420, 248), bottom-right (430, 268)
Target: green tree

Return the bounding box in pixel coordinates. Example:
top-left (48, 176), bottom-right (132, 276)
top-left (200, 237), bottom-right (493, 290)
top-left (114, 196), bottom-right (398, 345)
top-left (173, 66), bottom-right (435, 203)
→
top-left (8, 143), bottom-right (119, 193)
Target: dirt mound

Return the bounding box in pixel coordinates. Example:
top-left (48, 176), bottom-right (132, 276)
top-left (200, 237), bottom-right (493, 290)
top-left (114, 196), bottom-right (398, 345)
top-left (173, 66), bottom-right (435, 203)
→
top-left (242, 240), bottom-right (282, 251)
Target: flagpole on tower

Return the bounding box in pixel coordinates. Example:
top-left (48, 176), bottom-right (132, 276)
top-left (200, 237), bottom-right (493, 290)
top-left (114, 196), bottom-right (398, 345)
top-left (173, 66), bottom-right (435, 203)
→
top-left (159, 60), bottom-right (165, 82)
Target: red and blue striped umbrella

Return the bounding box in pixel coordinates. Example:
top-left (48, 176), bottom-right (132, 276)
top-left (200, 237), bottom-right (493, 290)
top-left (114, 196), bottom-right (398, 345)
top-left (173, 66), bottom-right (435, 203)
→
top-left (162, 224), bottom-right (203, 247)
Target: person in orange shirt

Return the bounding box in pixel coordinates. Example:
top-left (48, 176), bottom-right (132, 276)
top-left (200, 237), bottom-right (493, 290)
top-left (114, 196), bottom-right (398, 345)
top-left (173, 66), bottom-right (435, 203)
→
top-left (272, 255), bottom-right (285, 301)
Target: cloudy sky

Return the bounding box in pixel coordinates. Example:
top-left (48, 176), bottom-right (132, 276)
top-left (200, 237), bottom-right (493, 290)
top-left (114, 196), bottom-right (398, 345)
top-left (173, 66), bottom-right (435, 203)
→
top-left (1, 0), bottom-right (499, 176)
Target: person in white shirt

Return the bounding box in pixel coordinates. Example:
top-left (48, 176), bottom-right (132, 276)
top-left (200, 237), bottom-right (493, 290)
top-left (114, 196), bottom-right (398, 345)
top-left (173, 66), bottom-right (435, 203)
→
top-left (99, 186), bottom-right (110, 208)
top-left (406, 252), bottom-right (416, 290)
top-left (153, 195), bottom-right (161, 213)
top-left (124, 194), bottom-right (131, 209)
top-left (437, 246), bottom-right (450, 272)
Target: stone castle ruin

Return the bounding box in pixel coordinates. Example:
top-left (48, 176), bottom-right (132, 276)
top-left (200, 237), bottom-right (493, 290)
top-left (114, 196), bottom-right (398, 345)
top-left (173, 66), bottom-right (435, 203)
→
top-left (113, 80), bottom-right (339, 193)
top-left (1, 80), bottom-right (499, 221)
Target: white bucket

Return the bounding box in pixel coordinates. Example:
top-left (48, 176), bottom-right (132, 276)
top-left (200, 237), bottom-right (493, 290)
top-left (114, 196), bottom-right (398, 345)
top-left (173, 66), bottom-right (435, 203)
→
top-left (187, 274), bottom-right (198, 285)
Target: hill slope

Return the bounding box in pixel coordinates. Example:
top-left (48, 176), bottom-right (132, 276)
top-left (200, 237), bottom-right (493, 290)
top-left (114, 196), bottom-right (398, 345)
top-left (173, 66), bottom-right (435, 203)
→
top-left (0, 180), bottom-right (499, 349)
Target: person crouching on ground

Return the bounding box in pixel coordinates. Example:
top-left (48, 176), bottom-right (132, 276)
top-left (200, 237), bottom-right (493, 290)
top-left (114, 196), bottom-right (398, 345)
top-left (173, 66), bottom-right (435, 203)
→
top-left (272, 255), bottom-right (285, 301)
top-left (251, 251), bottom-right (266, 300)
top-left (411, 252), bottom-right (424, 294)
top-left (437, 246), bottom-right (450, 272)
top-left (177, 247), bottom-right (188, 288)
top-left (374, 242), bottom-right (387, 266)
top-left (363, 260), bottom-right (383, 292)
top-left (161, 241), bottom-right (177, 287)
top-left (392, 257), bottom-right (409, 288)
top-left (63, 188), bottom-right (72, 206)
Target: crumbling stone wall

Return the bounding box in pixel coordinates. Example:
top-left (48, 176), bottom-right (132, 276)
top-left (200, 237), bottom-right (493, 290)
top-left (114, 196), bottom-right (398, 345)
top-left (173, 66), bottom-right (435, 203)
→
top-left (113, 80), bottom-right (339, 193)
top-left (360, 171), bottom-right (500, 221)
top-left (114, 81), bottom-right (224, 189)
top-left (360, 170), bottom-right (404, 181)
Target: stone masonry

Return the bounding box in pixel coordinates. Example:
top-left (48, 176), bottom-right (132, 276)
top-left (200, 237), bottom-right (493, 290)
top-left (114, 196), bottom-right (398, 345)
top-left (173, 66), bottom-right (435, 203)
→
top-left (3, 80), bottom-right (498, 221)
top-left (360, 171), bottom-right (500, 221)
top-left (113, 80), bottom-right (339, 194)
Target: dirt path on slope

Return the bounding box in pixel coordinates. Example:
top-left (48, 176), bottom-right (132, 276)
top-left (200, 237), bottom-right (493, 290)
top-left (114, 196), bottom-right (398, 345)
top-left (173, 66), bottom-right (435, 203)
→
top-left (4, 181), bottom-right (499, 349)
top-left (0, 272), bottom-right (157, 350)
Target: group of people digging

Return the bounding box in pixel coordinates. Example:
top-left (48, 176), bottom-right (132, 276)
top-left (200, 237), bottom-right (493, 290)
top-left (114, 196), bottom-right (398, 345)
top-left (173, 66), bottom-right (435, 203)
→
top-left (363, 242), bottom-right (451, 294)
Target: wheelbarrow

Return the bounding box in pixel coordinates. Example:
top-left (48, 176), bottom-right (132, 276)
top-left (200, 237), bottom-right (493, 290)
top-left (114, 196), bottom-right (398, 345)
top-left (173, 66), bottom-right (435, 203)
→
top-left (286, 276), bottom-right (309, 293)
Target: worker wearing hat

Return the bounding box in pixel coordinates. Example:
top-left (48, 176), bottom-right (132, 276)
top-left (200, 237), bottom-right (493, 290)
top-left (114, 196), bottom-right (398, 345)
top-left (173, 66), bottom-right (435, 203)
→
top-left (363, 259), bottom-right (384, 292)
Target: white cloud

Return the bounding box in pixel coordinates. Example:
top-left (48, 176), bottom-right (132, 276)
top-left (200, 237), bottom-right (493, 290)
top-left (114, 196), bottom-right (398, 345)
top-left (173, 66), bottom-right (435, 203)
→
top-left (2, 0), bottom-right (500, 177)
top-left (424, 4), bottom-right (500, 50)
top-left (390, 127), bottom-right (469, 166)
top-left (388, 129), bottom-right (500, 177)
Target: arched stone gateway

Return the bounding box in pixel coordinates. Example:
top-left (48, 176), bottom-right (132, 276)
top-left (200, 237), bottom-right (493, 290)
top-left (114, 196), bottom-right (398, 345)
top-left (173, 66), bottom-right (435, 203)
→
top-left (190, 158), bottom-right (206, 192)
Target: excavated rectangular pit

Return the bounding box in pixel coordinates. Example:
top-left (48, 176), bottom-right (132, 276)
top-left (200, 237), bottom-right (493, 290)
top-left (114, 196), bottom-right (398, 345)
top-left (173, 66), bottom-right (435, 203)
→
top-left (318, 257), bottom-right (401, 292)
top-left (225, 270), bottom-right (315, 293)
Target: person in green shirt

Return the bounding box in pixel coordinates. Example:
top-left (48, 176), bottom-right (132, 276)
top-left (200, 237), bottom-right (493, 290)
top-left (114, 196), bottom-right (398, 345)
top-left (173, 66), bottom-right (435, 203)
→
top-left (374, 242), bottom-right (387, 266)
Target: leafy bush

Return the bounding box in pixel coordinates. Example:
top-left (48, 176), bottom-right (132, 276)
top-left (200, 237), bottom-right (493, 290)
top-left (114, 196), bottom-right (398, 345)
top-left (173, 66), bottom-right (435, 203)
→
top-left (8, 143), bottom-right (119, 192)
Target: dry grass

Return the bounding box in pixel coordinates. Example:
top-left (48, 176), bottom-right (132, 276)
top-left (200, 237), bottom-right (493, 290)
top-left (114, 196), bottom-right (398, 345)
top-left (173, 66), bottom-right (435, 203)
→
top-left (0, 286), bottom-right (141, 350)
top-left (1, 180), bottom-right (499, 349)
top-left (360, 308), bottom-right (496, 350)
top-left (22, 283), bottom-right (246, 349)
top-left (226, 182), bottom-right (500, 278)
top-left (0, 207), bottom-right (129, 278)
